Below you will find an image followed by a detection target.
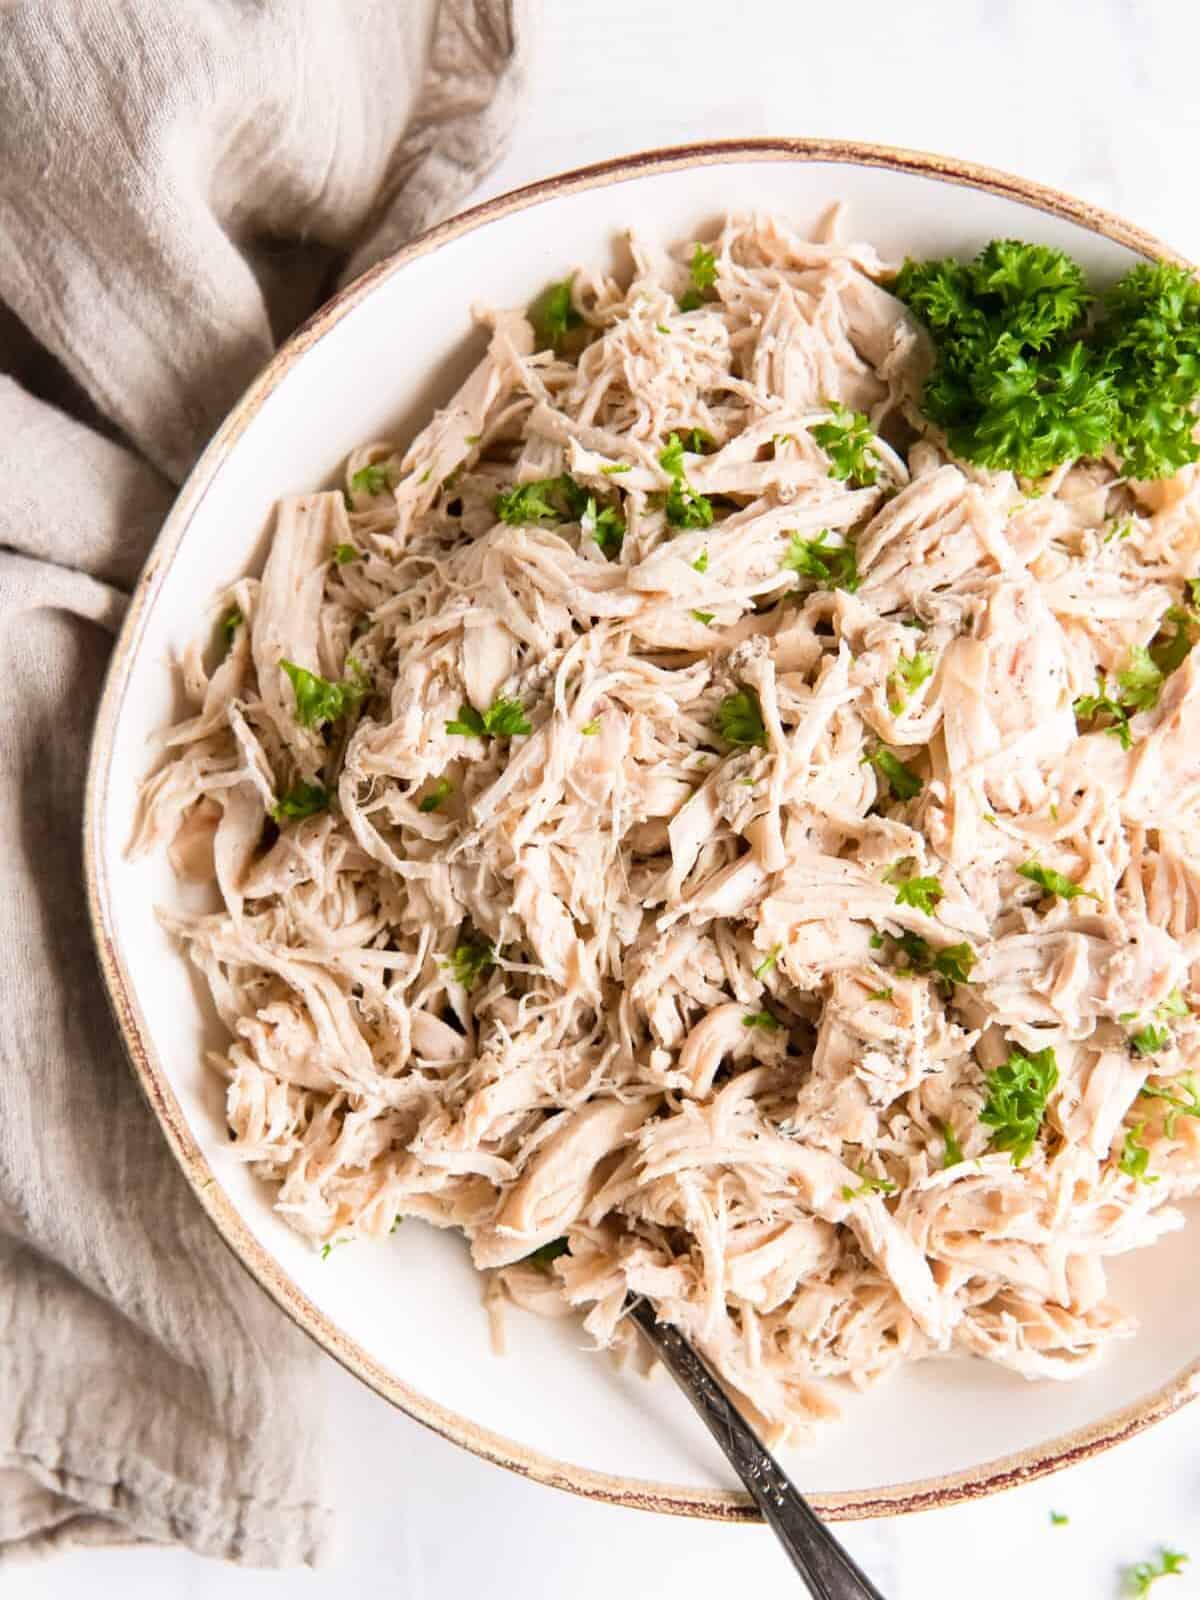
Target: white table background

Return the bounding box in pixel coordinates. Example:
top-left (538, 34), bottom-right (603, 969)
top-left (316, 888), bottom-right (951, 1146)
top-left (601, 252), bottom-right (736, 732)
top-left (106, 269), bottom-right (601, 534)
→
top-left (15, 1), bottom-right (1200, 1594)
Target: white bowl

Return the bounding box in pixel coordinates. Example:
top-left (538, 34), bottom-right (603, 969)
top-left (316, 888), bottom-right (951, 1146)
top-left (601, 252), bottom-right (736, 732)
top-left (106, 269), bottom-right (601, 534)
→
top-left (85, 139), bottom-right (1200, 1522)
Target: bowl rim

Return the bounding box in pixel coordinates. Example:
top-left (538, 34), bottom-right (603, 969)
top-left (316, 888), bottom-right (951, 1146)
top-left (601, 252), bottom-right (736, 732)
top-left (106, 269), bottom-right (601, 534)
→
top-left (84, 135), bottom-right (1200, 1523)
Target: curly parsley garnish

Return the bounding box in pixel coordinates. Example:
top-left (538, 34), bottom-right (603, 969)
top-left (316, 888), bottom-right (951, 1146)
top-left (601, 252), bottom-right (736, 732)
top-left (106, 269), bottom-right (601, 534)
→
top-left (979, 1044), bottom-right (1059, 1165)
top-left (270, 781), bottom-right (329, 823)
top-left (810, 401), bottom-right (880, 487)
top-left (445, 697), bottom-right (531, 739)
top-left (894, 242), bottom-right (1200, 480)
top-left (280, 657), bottom-right (369, 730)
top-left (715, 687), bottom-right (767, 748)
top-left (781, 529), bottom-right (860, 592)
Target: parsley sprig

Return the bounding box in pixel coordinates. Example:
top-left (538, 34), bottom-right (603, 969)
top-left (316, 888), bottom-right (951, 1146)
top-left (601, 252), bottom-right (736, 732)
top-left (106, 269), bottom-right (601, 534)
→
top-left (894, 242), bottom-right (1200, 480)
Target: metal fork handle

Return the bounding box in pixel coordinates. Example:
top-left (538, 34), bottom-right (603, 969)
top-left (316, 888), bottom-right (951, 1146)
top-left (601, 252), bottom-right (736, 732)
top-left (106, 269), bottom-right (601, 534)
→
top-left (628, 1298), bottom-right (888, 1600)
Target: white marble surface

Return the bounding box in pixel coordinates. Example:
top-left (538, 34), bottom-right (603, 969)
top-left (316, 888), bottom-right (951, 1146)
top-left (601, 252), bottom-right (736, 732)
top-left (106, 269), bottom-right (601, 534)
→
top-left (15, 2), bottom-right (1200, 1595)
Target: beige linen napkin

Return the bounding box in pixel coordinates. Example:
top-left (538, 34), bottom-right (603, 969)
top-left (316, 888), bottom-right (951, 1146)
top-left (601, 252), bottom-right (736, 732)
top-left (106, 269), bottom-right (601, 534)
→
top-left (0, 0), bottom-right (530, 1567)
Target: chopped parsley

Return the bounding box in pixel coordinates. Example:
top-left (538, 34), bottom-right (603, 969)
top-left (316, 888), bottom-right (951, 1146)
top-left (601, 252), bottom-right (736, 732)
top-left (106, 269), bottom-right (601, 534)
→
top-left (530, 277), bottom-right (582, 352)
top-left (980, 1044), bottom-right (1059, 1165)
top-left (864, 746), bottom-right (923, 800)
top-left (332, 542), bottom-right (360, 565)
top-left (580, 719), bottom-right (601, 736)
top-left (679, 242), bottom-right (718, 311)
top-left (715, 687), bottom-right (767, 748)
top-left (1159, 988), bottom-right (1191, 1018)
top-left (1073, 684), bottom-right (1133, 749)
top-left (691, 609), bottom-right (715, 625)
top-left (841, 1166), bottom-right (898, 1202)
top-left (417, 778), bottom-right (453, 813)
top-left (600, 461), bottom-right (631, 476)
top-left (1127, 1549), bottom-right (1189, 1596)
top-left (1141, 1074), bottom-right (1200, 1136)
top-left (270, 781), bottom-right (329, 823)
top-left (1119, 1121), bottom-right (1158, 1184)
top-left (279, 657), bottom-right (368, 730)
top-left (692, 549), bottom-right (709, 573)
top-left (445, 697), bottom-right (531, 739)
top-left (1017, 860), bottom-right (1099, 902)
top-left (754, 946), bottom-right (781, 980)
top-left (1117, 644), bottom-right (1165, 711)
top-left (658, 432), bottom-right (714, 529)
top-left (1049, 1511), bottom-right (1070, 1527)
top-left (446, 935), bottom-right (495, 990)
top-left (586, 497), bottom-right (626, 557)
top-left (495, 473), bottom-right (587, 526)
top-left (524, 1238), bottom-right (570, 1269)
top-left (1131, 1022), bottom-right (1171, 1057)
top-left (811, 401), bottom-right (880, 487)
top-left (219, 607), bottom-right (243, 655)
top-left (781, 528), bottom-right (860, 592)
top-left (940, 1120), bottom-right (964, 1168)
top-left (889, 650), bottom-right (933, 710)
top-left (888, 870), bottom-right (944, 915)
top-left (894, 243), bottom-right (1200, 480)
top-left (868, 987), bottom-right (895, 1004)
top-left (349, 461), bottom-right (394, 497)
top-left (743, 1010), bottom-right (783, 1031)
top-left (875, 929), bottom-right (975, 987)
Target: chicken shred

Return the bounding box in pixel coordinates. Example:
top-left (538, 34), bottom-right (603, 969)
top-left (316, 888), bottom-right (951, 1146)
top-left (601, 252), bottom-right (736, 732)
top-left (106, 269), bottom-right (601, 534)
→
top-left (133, 212), bottom-right (1200, 1446)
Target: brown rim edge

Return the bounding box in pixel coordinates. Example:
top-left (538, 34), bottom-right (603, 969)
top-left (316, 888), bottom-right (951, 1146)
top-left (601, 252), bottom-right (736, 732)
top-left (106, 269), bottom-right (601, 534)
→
top-left (84, 137), bottom-right (1200, 1524)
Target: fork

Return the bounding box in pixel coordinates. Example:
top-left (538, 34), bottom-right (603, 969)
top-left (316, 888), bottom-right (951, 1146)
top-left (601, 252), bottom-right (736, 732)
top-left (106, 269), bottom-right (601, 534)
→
top-left (628, 1297), bottom-right (888, 1599)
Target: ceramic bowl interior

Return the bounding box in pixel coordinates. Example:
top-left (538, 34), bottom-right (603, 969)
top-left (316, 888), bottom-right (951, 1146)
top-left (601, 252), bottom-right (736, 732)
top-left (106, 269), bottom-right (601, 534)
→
top-left (86, 141), bottom-right (1200, 1521)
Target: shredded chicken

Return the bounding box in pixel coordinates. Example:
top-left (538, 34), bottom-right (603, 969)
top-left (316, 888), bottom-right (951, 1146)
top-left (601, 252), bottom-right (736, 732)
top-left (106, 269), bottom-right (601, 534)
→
top-left (133, 210), bottom-right (1200, 1446)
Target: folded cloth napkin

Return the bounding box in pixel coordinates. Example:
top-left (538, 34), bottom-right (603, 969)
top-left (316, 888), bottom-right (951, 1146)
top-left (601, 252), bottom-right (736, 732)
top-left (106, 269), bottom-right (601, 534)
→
top-left (0, 0), bottom-right (530, 1567)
